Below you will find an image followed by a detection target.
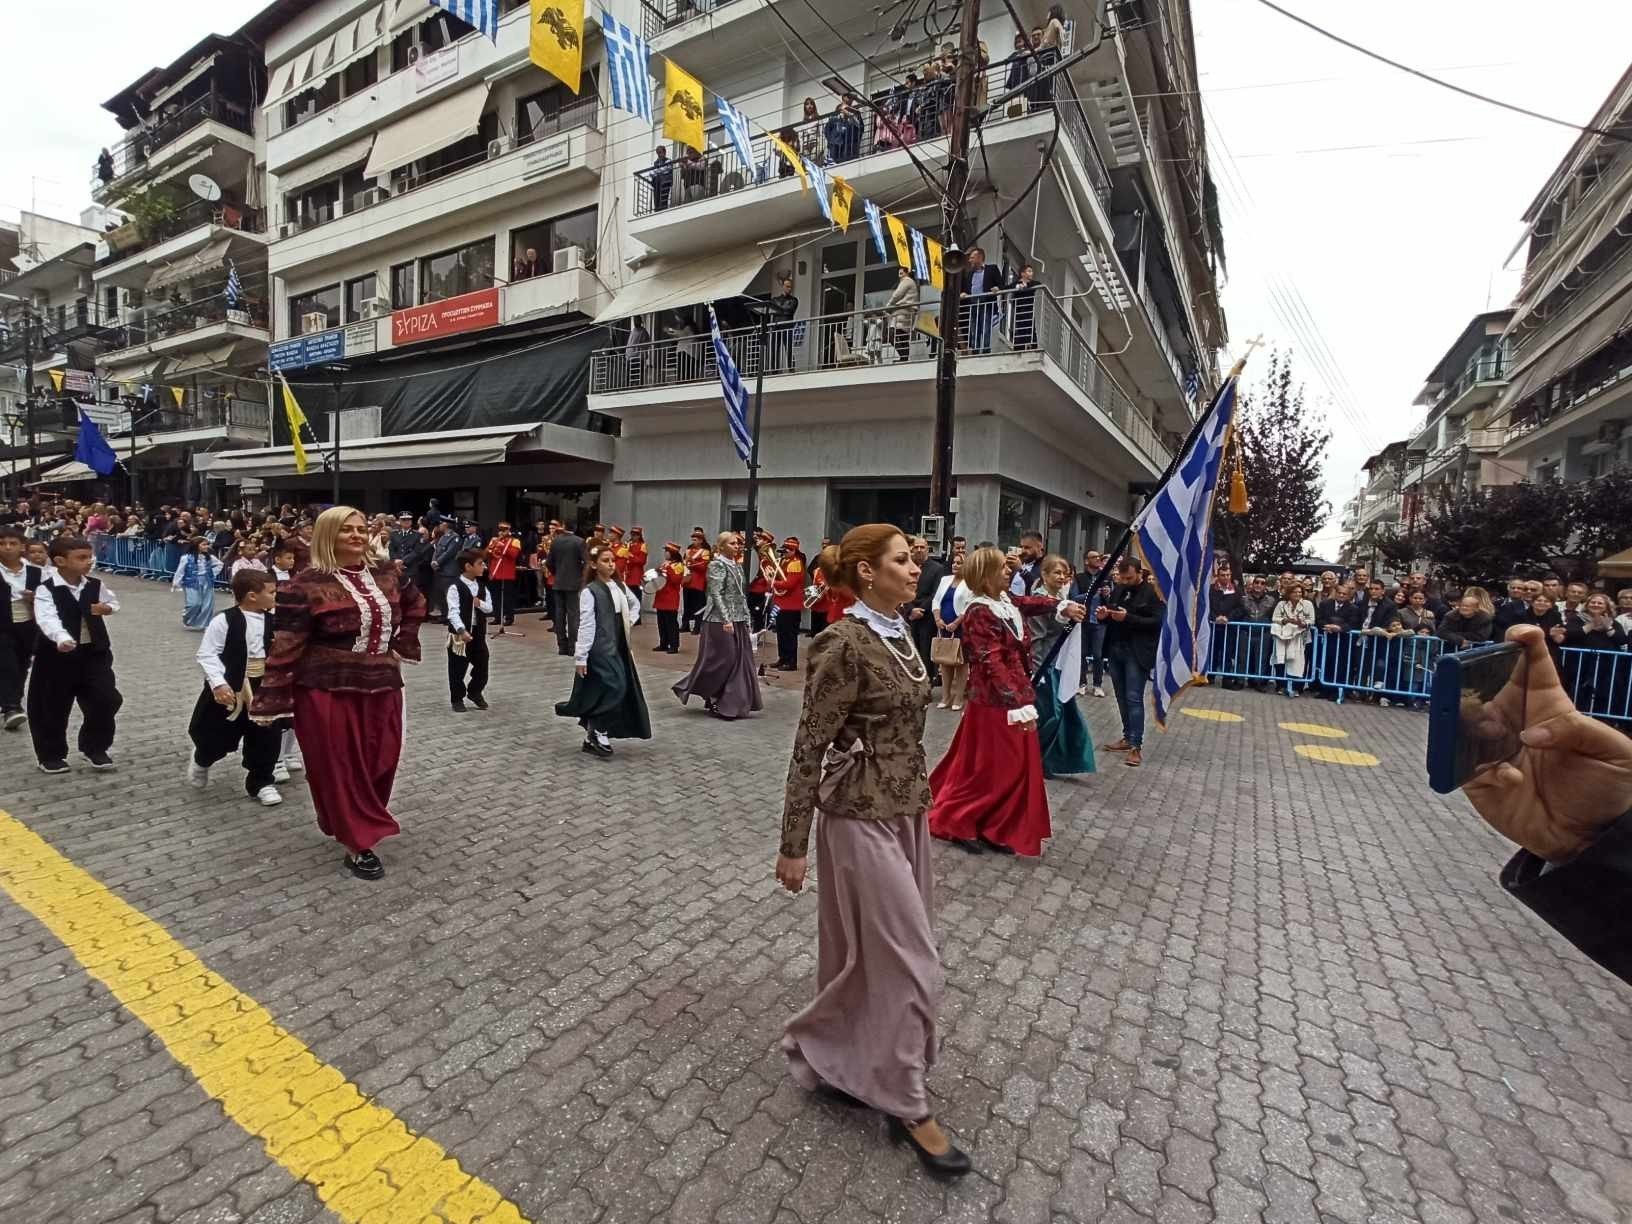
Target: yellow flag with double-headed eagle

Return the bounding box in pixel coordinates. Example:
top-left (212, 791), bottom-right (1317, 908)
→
top-left (663, 61), bottom-right (704, 154)
top-left (885, 213), bottom-right (913, 272)
top-left (530, 0), bottom-right (585, 93)
top-left (279, 374), bottom-right (310, 476)
top-left (830, 177), bottom-right (855, 233)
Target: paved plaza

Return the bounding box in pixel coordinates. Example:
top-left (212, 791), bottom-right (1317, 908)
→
top-left (1, 584), bottom-right (1631, 1224)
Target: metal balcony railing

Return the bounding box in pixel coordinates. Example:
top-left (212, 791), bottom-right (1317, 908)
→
top-left (95, 91), bottom-right (255, 186)
top-left (633, 60), bottom-right (1096, 217)
top-left (103, 287), bottom-right (270, 353)
top-left (98, 198), bottom-right (266, 267)
top-left (591, 287), bottom-right (1169, 468)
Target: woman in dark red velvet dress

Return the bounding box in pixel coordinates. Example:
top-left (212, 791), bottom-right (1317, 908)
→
top-left (927, 546), bottom-right (1085, 857)
top-left (251, 506), bottom-right (425, 880)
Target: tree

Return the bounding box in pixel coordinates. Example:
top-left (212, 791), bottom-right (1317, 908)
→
top-left (1571, 467), bottom-right (1632, 566)
top-left (1416, 481), bottom-right (1575, 587)
top-left (1212, 350), bottom-right (1332, 570)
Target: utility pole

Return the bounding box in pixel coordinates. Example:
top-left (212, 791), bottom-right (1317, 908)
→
top-left (928, 0), bottom-right (983, 523)
top-left (21, 308), bottom-right (36, 494)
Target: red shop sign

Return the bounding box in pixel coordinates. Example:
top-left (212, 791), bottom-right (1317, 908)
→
top-left (391, 287), bottom-right (500, 346)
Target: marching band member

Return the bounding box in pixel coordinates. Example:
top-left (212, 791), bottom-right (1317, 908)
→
top-left (483, 522), bottom-right (522, 635)
top-left (652, 542), bottom-right (685, 653)
top-left (682, 527), bottom-right (712, 634)
top-left (624, 527), bottom-right (649, 615)
top-left (770, 535), bottom-right (807, 670)
top-left (187, 569), bottom-right (285, 806)
top-left (556, 542), bottom-right (651, 758)
top-left (748, 530), bottom-right (772, 633)
top-left (673, 531), bottom-right (762, 720)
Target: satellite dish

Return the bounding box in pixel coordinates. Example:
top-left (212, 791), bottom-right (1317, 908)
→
top-left (188, 174), bottom-right (222, 202)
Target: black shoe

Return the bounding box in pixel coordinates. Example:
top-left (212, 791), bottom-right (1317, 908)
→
top-left (346, 850), bottom-right (384, 880)
top-left (813, 1080), bottom-right (870, 1109)
top-left (37, 759), bottom-right (70, 775)
top-left (581, 736), bottom-right (614, 758)
top-left (978, 836), bottom-right (1016, 856)
top-left (3, 710), bottom-right (24, 731)
top-left (451, 700), bottom-right (467, 713)
top-left (468, 695), bottom-right (488, 711)
top-left (887, 1116), bottom-right (972, 1179)
top-left (83, 751), bottom-right (115, 771)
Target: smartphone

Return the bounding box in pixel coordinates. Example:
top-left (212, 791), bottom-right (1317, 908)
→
top-left (1426, 642), bottom-right (1527, 794)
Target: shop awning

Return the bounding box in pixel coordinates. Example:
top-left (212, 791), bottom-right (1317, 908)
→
top-left (35, 444), bottom-right (164, 484)
top-left (145, 235), bottom-right (235, 293)
top-left (277, 133), bottom-right (378, 195)
top-left (1518, 165), bottom-right (1632, 312)
top-left (592, 246), bottom-right (769, 324)
top-left (363, 82), bottom-right (490, 179)
top-left (165, 340), bottom-right (245, 378)
top-left (207, 425), bottom-right (529, 479)
top-left (101, 354), bottom-right (172, 381)
top-left (1503, 279), bottom-right (1632, 407)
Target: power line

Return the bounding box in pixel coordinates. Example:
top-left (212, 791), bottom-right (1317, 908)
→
top-left (1248, 0), bottom-right (1631, 144)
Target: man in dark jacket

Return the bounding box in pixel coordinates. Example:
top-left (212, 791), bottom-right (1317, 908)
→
top-left (430, 523), bottom-right (463, 620)
top-left (1463, 625), bottom-right (1632, 987)
top-left (1207, 559), bottom-right (1246, 688)
top-left (766, 274), bottom-right (798, 372)
top-left (548, 526), bottom-right (588, 656)
top-left (1097, 556), bottom-right (1161, 767)
top-left (1353, 578), bottom-right (1398, 691)
top-left (906, 535), bottom-right (946, 687)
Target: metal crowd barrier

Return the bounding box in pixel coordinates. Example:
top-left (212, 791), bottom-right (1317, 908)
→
top-left (90, 533), bottom-right (229, 587)
top-left (1204, 620), bottom-right (1323, 693)
top-left (1318, 630), bottom-right (1444, 707)
top-left (1559, 646), bottom-right (1632, 723)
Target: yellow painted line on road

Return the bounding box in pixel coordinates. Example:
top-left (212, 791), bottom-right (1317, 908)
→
top-left (1293, 745), bottom-right (1380, 767)
top-left (1178, 708), bottom-right (1245, 723)
top-left (0, 811), bottom-right (527, 1224)
top-left (1279, 722), bottom-right (1349, 739)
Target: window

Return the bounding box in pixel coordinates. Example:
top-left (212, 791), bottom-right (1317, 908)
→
top-left (391, 262), bottom-right (415, 310)
top-left (390, 12), bottom-right (474, 73)
top-left (343, 54), bottom-right (377, 96)
top-left (287, 178), bottom-right (340, 226)
top-left (290, 284), bottom-right (341, 335)
top-left (509, 205), bottom-right (599, 277)
top-left (284, 75), bottom-right (340, 128)
top-left (999, 485), bottom-right (1040, 544)
top-left (390, 111), bottom-right (498, 192)
top-left (418, 238), bottom-right (494, 304)
top-left (345, 274), bottom-right (378, 322)
top-left (830, 485), bottom-right (929, 540)
top-left (516, 73), bottom-right (598, 142)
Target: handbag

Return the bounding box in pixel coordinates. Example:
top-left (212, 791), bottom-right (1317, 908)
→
top-left (930, 635), bottom-right (963, 665)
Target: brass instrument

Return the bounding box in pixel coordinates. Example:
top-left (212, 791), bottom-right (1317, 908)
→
top-left (755, 531), bottom-right (786, 585)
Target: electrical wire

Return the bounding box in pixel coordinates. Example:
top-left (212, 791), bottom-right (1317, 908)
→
top-left (1248, 0), bottom-right (1631, 144)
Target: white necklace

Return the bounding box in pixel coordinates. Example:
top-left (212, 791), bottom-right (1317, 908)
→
top-left (878, 630), bottom-right (928, 683)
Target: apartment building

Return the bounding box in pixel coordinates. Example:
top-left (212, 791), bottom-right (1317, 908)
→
top-left (586, 0), bottom-right (1225, 550)
top-left (1400, 310), bottom-right (1519, 511)
top-left (1495, 65), bottom-right (1632, 485)
top-left (1339, 440), bottom-right (1407, 567)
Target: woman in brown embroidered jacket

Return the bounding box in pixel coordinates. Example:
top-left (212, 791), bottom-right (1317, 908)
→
top-left (776, 524), bottom-right (971, 1180)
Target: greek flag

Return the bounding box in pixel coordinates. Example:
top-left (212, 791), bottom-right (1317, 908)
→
top-left (806, 159), bottom-right (833, 223)
top-left (602, 13), bottom-right (653, 121)
top-left (1132, 372), bottom-right (1240, 726)
top-left (909, 228), bottom-right (930, 281)
top-left (716, 95), bottom-right (754, 170)
top-left (1183, 369), bottom-right (1200, 407)
top-left (708, 306), bottom-right (753, 464)
top-left (863, 198), bottom-right (890, 262)
top-left (224, 259), bottom-right (241, 309)
top-left (431, 0), bottom-right (499, 41)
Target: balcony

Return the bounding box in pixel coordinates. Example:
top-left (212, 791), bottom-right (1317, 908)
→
top-left (590, 287), bottom-right (1169, 476)
top-left (93, 91), bottom-right (256, 205)
top-left (641, 0), bottom-right (877, 78)
top-left (98, 290), bottom-right (270, 376)
top-left (270, 117), bottom-right (604, 282)
top-left (95, 198), bottom-right (267, 287)
top-left (1432, 354), bottom-right (1508, 418)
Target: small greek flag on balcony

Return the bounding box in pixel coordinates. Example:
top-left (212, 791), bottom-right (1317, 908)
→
top-left (863, 199), bottom-right (890, 262)
top-left (602, 13), bottom-right (653, 122)
top-left (224, 259), bottom-right (241, 310)
top-left (708, 306), bottom-right (753, 465)
top-left (1183, 368), bottom-right (1200, 407)
top-left (715, 95), bottom-right (754, 172)
top-left (431, 0), bottom-right (499, 41)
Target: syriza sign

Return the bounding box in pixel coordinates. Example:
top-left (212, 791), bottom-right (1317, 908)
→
top-left (390, 288), bottom-right (499, 347)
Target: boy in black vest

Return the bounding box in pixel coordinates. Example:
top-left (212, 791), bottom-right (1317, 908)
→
top-left (0, 526), bottom-right (43, 730)
top-left (28, 535), bottom-right (122, 774)
top-left (445, 548), bottom-right (492, 712)
top-left (187, 569), bottom-right (285, 805)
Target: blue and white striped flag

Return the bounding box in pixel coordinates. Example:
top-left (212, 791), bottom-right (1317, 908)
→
top-left (431, 0), bottom-right (499, 41)
top-left (805, 159), bottom-right (833, 224)
top-left (708, 306), bottom-right (753, 464)
top-left (909, 228), bottom-right (930, 281)
top-left (1183, 369), bottom-right (1200, 407)
top-left (602, 12), bottom-right (653, 121)
top-left (716, 95), bottom-right (754, 171)
top-left (224, 259), bottom-right (242, 310)
top-left (863, 198), bottom-right (890, 262)
top-left (1132, 371), bottom-right (1241, 726)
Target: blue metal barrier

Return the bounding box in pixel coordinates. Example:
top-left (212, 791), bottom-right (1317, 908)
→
top-left (1205, 620), bottom-right (1322, 692)
top-left (1319, 630), bottom-right (1443, 706)
top-left (90, 533), bottom-right (192, 584)
top-left (1560, 646), bottom-right (1632, 723)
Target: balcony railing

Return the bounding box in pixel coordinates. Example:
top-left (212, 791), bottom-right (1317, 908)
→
top-left (95, 91), bottom-right (255, 186)
top-left (633, 61), bottom-right (1098, 217)
top-left (641, 0), bottom-right (745, 39)
top-left (102, 288), bottom-right (269, 354)
top-left (1433, 354), bottom-right (1507, 411)
top-left (99, 198), bottom-right (266, 267)
top-left (275, 97), bottom-right (599, 236)
top-left (590, 286), bottom-right (1169, 469)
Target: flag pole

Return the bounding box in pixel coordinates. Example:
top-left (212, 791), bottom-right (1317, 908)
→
top-left (742, 304), bottom-right (771, 590)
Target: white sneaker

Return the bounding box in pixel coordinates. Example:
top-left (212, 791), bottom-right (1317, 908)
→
top-left (284, 756), bottom-right (304, 772)
top-left (254, 786), bottom-right (283, 807)
top-left (1076, 684), bottom-right (1088, 697)
top-left (187, 761), bottom-right (210, 788)
top-left (1092, 686), bottom-right (1106, 699)
top-left (272, 761), bottom-right (291, 784)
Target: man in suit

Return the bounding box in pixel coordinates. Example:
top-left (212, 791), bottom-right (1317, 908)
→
top-left (1207, 559), bottom-right (1247, 689)
top-left (961, 246), bottom-right (1008, 354)
top-left (547, 525), bottom-right (587, 656)
top-left (1008, 531), bottom-right (1045, 595)
top-left (1352, 577), bottom-right (1398, 692)
top-left (906, 535), bottom-right (946, 687)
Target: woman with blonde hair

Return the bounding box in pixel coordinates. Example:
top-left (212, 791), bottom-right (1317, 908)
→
top-left (927, 545), bottom-right (1086, 856)
top-left (673, 530), bottom-right (762, 719)
top-left (931, 552), bottom-right (967, 709)
top-left (777, 524), bottom-right (970, 1179)
top-left (250, 506), bottom-right (426, 880)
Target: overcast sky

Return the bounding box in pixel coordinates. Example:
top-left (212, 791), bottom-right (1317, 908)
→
top-left (4, 0), bottom-right (1631, 558)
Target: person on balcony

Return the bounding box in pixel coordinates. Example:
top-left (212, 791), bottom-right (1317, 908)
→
top-left (767, 274), bottom-right (799, 373)
top-left (1009, 263), bottom-right (1040, 349)
top-left (798, 99), bottom-right (828, 166)
top-left (824, 95), bottom-right (864, 164)
top-left (512, 247), bottom-right (544, 280)
top-left (625, 317), bottom-right (650, 388)
top-left (96, 148), bottom-right (115, 184)
top-left (961, 247), bottom-right (1007, 354)
top-left (678, 147), bottom-right (709, 204)
top-left (886, 268), bottom-right (920, 362)
top-left (648, 145), bottom-right (673, 210)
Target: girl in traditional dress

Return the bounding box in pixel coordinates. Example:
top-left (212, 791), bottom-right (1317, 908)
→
top-left (926, 546), bottom-right (1086, 856)
top-left (1028, 555), bottom-right (1095, 777)
top-left (673, 531), bottom-right (762, 720)
top-left (249, 506), bottom-right (425, 880)
top-left (171, 536), bottom-right (223, 630)
top-left (776, 524), bottom-right (971, 1180)
top-left (555, 543), bottom-right (652, 758)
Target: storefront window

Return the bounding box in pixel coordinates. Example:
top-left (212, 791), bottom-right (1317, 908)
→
top-left (418, 238), bottom-right (494, 304)
top-left (830, 484), bottom-right (929, 540)
top-left (998, 485), bottom-right (1040, 545)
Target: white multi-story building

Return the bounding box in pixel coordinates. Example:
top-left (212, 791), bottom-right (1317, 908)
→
top-left (1400, 310), bottom-right (1518, 511)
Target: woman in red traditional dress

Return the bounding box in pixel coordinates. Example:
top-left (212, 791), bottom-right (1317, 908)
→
top-left (251, 506), bottom-right (426, 880)
top-left (927, 545), bottom-right (1086, 856)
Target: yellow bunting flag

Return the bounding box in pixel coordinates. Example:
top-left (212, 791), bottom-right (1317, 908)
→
top-left (663, 61), bottom-right (705, 154)
top-left (279, 374), bottom-right (310, 476)
top-left (47, 369), bottom-right (64, 393)
top-left (926, 237), bottom-right (945, 291)
top-left (830, 177), bottom-right (855, 233)
top-left (885, 213), bottom-right (913, 272)
top-left (771, 134), bottom-right (807, 192)
top-left (170, 386), bottom-right (185, 407)
top-left (529, 0), bottom-right (585, 93)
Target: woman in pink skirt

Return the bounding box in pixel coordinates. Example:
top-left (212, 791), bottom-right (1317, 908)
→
top-left (776, 524), bottom-right (971, 1180)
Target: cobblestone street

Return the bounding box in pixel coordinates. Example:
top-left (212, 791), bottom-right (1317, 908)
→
top-left (2, 584), bottom-right (1631, 1224)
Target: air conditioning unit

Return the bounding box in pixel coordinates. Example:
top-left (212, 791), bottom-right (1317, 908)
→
top-left (301, 312), bottom-right (329, 335)
top-left (392, 179), bottom-right (411, 196)
top-left (487, 137), bottom-right (509, 160)
top-left (553, 245), bottom-right (584, 274)
top-left (357, 186), bottom-right (387, 208)
top-left (407, 44), bottom-right (421, 65)
top-left (279, 217), bottom-right (303, 239)
top-left (361, 297), bottom-right (391, 319)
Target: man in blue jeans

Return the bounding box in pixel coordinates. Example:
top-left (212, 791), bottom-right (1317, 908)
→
top-left (1097, 556), bottom-right (1161, 767)
top-left (1072, 549), bottom-right (1108, 697)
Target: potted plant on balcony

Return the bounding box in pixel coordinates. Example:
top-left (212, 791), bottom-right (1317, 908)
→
top-left (124, 187), bottom-right (181, 243)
